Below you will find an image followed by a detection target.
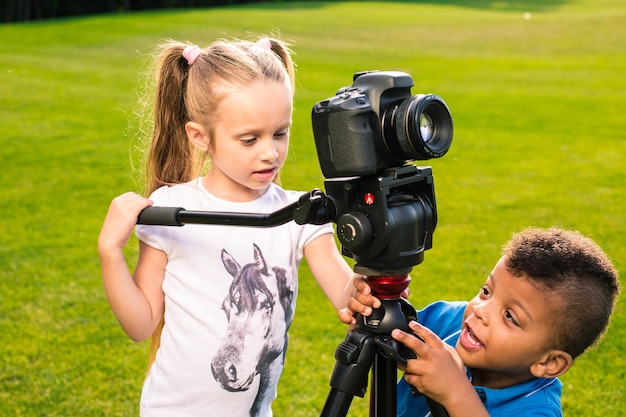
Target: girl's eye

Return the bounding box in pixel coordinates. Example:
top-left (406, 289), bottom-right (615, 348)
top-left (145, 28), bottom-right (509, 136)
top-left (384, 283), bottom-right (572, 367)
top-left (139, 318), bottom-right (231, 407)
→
top-left (505, 311), bottom-right (520, 326)
top-left (274, 129), bottom-right (289, 139)
top-left (241, 138), bottom-right (257, 146)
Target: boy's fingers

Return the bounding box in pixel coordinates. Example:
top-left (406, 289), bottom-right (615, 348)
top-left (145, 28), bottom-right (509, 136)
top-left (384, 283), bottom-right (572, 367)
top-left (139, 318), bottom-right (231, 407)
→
top-left (408, 321), bottom-right (442, 348)
top-left (392, 327), bottom-right (426, 355)
top-left (346, 298), bottom-right (373, 317)
top-left (337, 308), bottom-right (356, 325)
top-left (353, 276), bottom-right (371, 294)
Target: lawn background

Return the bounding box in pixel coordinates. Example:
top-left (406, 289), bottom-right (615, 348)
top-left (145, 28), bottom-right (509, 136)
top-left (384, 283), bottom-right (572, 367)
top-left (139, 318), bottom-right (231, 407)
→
top-left (0, 0), bottom-right (624, 415)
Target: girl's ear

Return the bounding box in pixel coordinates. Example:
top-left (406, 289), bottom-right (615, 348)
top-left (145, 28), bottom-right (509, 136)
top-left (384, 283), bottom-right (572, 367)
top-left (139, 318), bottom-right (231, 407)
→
top-left (185, 121), bottom-right (210, 151)
top-left (530, 350), bottom-right (573, 379)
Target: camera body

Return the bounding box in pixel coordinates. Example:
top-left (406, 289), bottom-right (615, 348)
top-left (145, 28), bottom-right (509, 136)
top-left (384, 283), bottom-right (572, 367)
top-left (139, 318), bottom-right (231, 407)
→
top-left (312, 71), bottom-right (453, 178)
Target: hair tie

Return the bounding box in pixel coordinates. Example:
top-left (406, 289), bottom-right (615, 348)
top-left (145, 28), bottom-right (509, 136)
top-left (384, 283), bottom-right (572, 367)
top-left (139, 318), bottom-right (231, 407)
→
top-left (182, 45), bottom-right (202, 66)
top-left (256, 38), bottom-right (273, 50)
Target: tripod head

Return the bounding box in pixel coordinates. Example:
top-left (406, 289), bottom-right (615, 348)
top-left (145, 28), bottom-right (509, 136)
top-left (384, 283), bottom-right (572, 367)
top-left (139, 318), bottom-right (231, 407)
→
top-left (321, 165), bottom-right (437, 343)
top-left (323, 164), bottom-right (436, 275)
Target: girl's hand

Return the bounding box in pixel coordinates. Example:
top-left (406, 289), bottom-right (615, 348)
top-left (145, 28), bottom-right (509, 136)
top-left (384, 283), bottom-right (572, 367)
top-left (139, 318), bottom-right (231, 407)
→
top-left (392, 321), bottom-right (466, 405)
top-left (338, 275), bottom-right (382, 325)
top-left (98, 192), bottom-right (153, 253)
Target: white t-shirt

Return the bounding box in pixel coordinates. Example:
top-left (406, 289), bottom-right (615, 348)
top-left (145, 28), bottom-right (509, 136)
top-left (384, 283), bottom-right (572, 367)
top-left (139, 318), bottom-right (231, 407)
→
top-left (135, 179), bottom-right (333, 417)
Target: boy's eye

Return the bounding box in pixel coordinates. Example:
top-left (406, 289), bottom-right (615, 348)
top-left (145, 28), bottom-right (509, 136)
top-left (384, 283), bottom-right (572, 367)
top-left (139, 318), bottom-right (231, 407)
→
top-left (479, 286), bottom-right (490, 298)
top-left (505, 311), bottom-right (520, 326)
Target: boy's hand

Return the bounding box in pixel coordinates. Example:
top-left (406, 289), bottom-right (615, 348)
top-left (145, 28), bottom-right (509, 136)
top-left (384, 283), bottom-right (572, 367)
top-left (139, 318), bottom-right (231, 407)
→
top-left (392, 321), bottom-right (466, 405)
top-left (338, 276), bottom-right (382, 325)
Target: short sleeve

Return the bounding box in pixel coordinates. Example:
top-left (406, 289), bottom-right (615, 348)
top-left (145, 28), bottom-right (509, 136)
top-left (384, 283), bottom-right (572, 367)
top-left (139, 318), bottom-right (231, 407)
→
top-left (135, 186), bottom-right (173, 253)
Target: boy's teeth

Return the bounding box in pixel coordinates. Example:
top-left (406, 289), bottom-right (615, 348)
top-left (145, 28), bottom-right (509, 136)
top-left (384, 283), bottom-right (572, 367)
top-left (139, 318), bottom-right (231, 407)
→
top-left (467, 329), bottom-right (481, 346)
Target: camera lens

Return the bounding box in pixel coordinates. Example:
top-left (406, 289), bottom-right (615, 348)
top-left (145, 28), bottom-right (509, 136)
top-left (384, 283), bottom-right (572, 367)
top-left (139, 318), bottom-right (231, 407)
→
top-left (383, 94), bottom-right (453, 160)
top-left (420, 113), bottom-right (434, 143)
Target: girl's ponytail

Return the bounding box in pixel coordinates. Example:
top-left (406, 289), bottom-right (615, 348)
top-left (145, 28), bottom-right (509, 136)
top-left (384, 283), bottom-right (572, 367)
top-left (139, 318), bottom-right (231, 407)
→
top-left (263, 38), bottom-right (296, 91)
top-left (145, 44), bottom-right (200, 372)
top-left (146, 42), bottom-right (198, 195)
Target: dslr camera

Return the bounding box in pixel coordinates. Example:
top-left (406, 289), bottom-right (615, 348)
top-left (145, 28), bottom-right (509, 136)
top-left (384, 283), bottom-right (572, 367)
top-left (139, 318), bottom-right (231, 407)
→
top-left (312, 70), bottom-right (452, 178)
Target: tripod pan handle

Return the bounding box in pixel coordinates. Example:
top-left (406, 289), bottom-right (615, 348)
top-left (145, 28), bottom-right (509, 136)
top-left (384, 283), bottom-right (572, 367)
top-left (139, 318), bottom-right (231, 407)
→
top-left (137, 206), bottom-right (185, 226)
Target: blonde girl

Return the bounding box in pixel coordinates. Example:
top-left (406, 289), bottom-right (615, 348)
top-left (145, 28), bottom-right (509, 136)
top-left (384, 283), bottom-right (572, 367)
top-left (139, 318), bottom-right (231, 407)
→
top-left (98, 36), bottom-right (372, 417)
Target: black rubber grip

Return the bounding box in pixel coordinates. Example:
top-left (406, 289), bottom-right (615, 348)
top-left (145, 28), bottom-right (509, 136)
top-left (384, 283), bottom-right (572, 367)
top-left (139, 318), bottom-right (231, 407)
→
top-left (137, 206), bottom-right (185, 226)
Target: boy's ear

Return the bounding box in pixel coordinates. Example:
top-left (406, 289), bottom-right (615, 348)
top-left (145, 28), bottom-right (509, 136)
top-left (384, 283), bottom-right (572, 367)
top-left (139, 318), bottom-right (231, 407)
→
top-left (185, 121), bottom-right (210, 151)
top-left (530, 350), bottom-right (573, 378)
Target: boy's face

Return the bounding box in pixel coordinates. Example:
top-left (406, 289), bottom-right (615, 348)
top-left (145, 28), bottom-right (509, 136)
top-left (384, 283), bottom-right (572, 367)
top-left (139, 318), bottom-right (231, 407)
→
top-left (456, 256), bottom-right (562, 388)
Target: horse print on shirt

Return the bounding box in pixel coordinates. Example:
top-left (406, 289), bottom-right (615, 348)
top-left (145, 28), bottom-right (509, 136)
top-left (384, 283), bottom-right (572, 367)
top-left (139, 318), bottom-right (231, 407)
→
top-left (211, 243), bottom-right (294, 417)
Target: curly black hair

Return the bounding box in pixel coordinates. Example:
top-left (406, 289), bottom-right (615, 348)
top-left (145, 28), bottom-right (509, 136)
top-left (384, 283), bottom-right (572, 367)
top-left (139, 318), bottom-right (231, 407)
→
top-left (503, 227), bottom-right (620, 359)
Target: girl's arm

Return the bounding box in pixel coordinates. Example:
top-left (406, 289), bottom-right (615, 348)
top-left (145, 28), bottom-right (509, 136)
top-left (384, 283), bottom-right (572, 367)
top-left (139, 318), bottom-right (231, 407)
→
top-left (304, 233), bottom-right (379, 324)
top-left (98, 192), bottom-right (166, 342)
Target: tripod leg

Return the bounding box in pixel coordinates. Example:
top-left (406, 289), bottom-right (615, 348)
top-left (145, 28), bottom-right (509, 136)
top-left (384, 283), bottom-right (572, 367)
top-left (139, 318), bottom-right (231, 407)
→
top-left (320, 330), bottom-right (379, 417)
top-left (370, 355), bottom-right (397, 417)
top-left (321, 390), bottom-right (354, 417)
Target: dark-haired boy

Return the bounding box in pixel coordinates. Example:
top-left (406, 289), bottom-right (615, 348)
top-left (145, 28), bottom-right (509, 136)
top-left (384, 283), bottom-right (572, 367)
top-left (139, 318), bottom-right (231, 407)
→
top-left (351, 227), bottom-right (620, 417)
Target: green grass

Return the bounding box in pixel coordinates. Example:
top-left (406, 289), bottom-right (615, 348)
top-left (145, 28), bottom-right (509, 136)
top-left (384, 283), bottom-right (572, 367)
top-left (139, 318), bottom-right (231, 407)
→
top-left (1, 1), bottom-right (624, 415)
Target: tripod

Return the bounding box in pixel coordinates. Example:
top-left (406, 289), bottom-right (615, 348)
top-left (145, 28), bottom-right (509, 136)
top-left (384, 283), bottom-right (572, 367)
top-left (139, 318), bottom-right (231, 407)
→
top-left (320, 273), bottom-right (449, 417)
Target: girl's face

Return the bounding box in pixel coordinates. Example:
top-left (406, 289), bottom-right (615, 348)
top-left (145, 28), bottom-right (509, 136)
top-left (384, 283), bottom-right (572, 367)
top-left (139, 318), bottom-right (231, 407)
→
top-left (204, 79), bottom-right (292, 202)
top-left (456, 257), bottom-right (562, 388)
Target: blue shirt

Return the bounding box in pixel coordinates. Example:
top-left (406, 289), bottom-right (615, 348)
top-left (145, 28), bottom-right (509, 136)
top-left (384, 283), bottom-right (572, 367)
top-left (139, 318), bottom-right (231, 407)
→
top-left (397, 301), bottom-right (563, 417)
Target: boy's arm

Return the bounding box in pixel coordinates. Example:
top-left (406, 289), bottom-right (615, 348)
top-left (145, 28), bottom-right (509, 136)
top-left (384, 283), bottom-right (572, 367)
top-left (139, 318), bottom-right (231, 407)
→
top-left (392, 321), bottom-right (490, 417)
